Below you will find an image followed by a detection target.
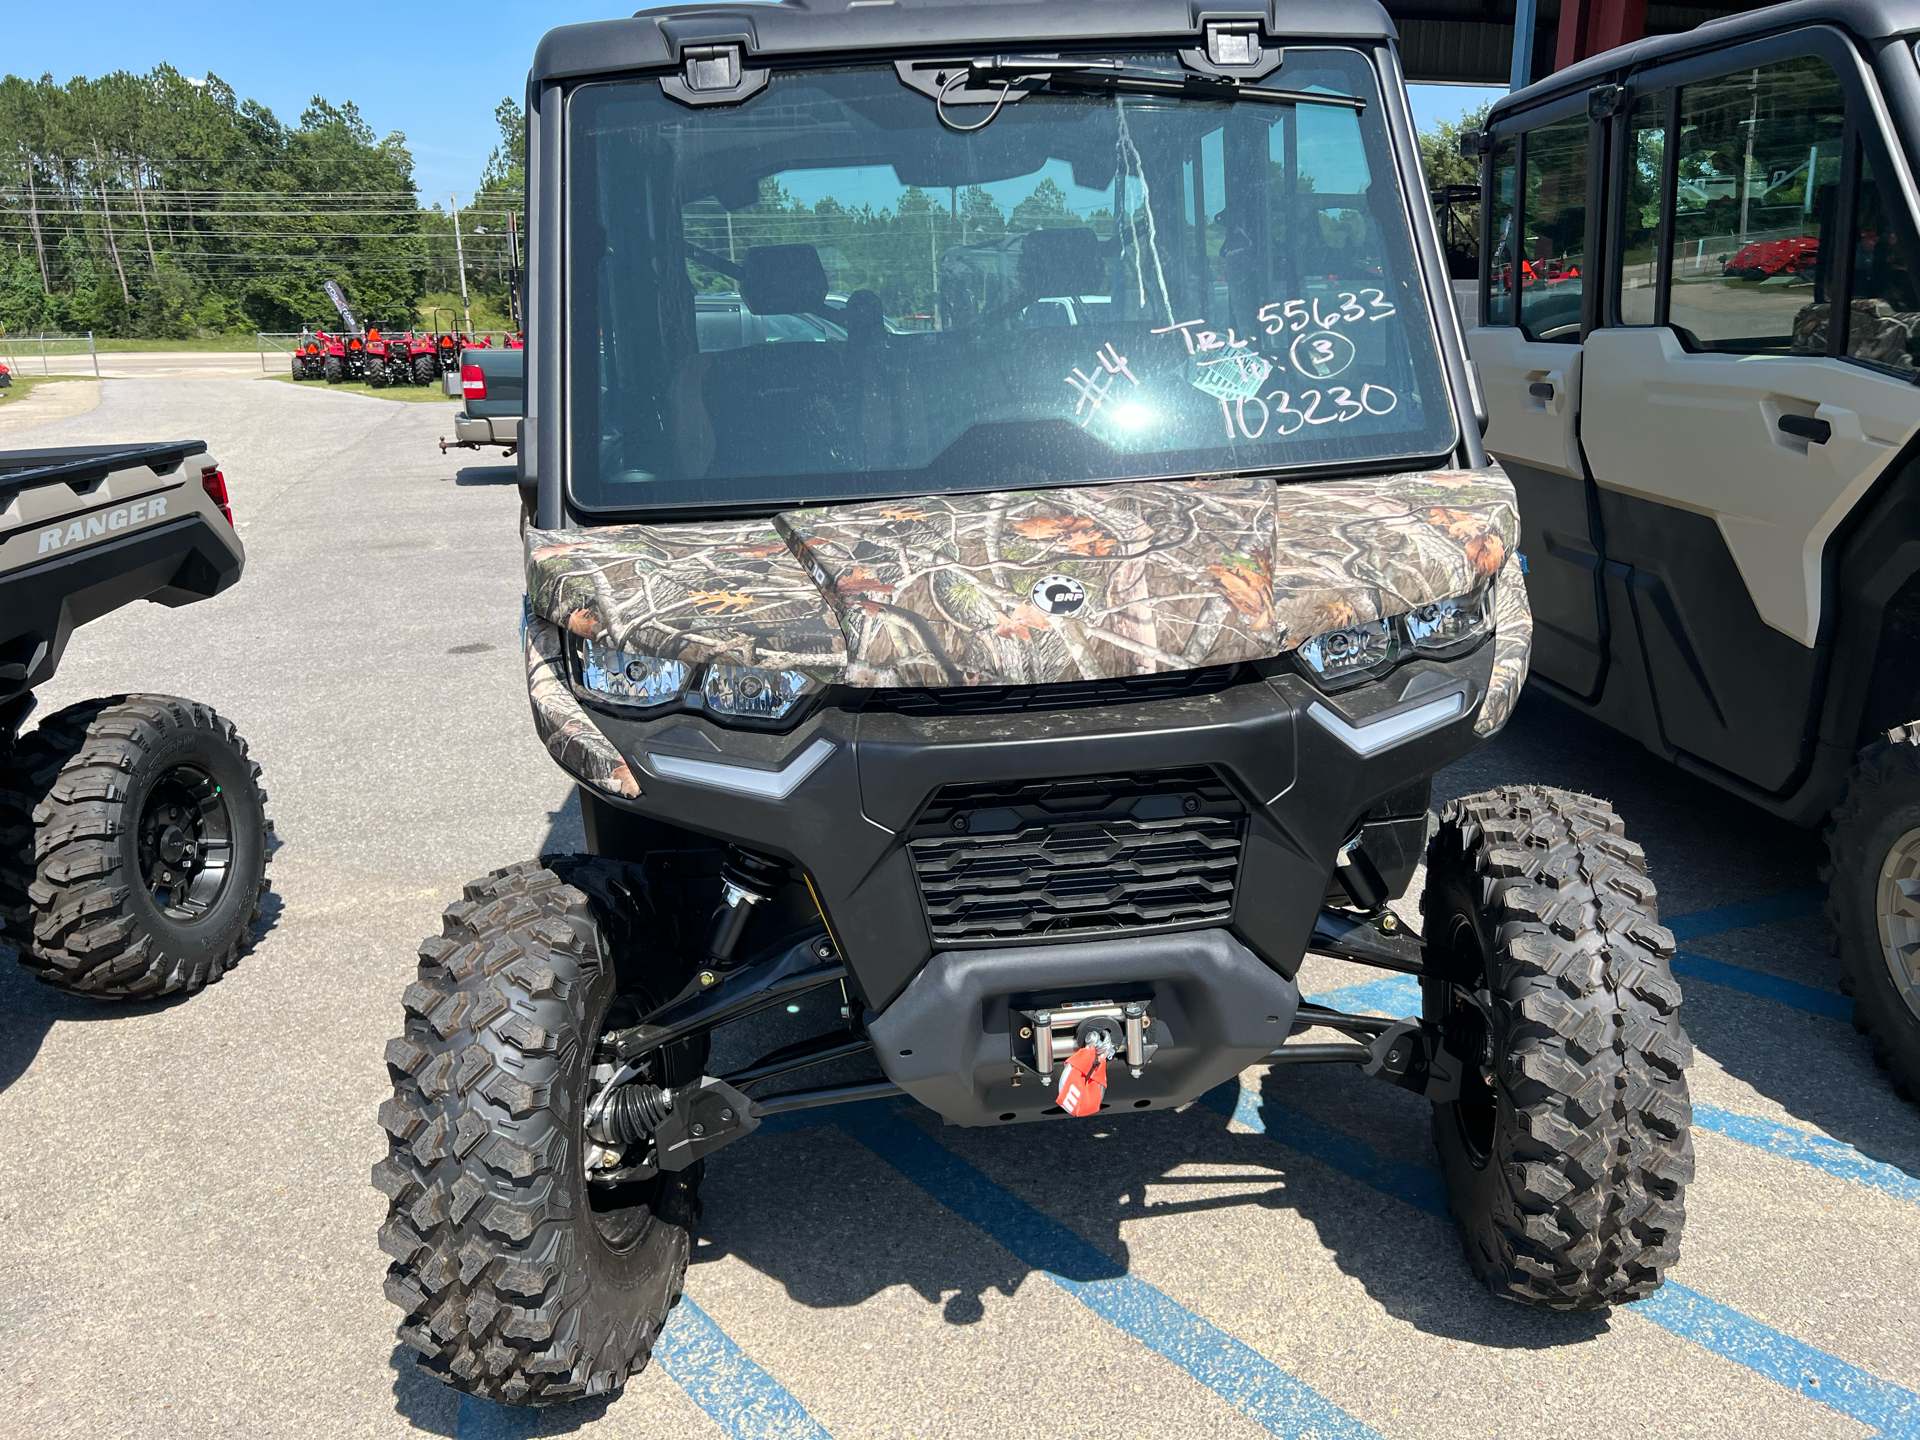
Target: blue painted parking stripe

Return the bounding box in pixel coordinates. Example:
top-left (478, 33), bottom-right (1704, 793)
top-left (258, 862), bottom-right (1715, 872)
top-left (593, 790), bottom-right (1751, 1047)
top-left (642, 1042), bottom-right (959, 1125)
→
top-left (1198, 1079), bottom-right (1448, 1216)
top-left (835, 1102), bottom-right (1384, 1440)
top-left (1670, 952), bottom-right (1851, 1020)
top-left (1635, 1284), bottom-right (1920, 1439)
top-left (1691, 1103), bottom-right (1920, 1206)
top-left (456, 1393), bottom-right (538, 1440)
top-left (1211, 1076), bottom-right (1920, 1437)
top-left (1299, 978), bottom-right (1919, 1204)
top-left (1306, 975), bottom-right (1421, 1017)
top-left (653, 1296), bottom-right (836, 1440)
top-left (453, 1296), bottom-right (831, 1440)
top-left (1665, 888), bottom-right (1826, 941)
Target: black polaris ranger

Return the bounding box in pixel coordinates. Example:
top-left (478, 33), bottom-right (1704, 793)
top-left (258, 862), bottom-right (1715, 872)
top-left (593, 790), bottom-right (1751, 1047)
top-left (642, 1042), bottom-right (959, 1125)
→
top-left (376, 0), bottom-right (1695, 1406)
top-left (0, 442), bottom-right (271, 998)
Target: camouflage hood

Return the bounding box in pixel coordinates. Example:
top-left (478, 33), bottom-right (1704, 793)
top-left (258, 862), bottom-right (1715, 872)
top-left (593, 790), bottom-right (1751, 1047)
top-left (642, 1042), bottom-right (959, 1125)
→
top-left (525, 467), bottom-right (1518, 688)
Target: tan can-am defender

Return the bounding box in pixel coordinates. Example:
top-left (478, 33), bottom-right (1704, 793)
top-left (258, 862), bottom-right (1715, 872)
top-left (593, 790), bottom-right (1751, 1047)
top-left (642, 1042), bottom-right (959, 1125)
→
top-left (1465, 0), bottom-right (1920, 1102)
top-left (375, 0), bottom-right (1696, 1406)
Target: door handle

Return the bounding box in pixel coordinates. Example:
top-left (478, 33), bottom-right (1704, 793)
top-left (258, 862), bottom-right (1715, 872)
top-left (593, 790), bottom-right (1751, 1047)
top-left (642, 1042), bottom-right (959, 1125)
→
top-left (1778, 413), bottom-right (1831, 444)
top-left (1528, 382), bottom-right (1555, 399)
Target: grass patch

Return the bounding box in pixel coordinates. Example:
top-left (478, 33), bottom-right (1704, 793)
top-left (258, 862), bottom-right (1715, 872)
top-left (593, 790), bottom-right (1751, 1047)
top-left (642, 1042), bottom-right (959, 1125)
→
top-left (0, 373), bottom-right (95, 407)
top-left (263, 374), bottom-right (456, 404)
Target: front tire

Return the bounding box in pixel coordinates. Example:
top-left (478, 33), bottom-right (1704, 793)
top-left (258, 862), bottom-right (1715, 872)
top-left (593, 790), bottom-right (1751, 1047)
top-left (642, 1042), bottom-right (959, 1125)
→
top-left (377, 857), bottom-right (704, 1406)
top-left (1422, 785), bottom-right (1694, 1309)
top-left (5, 697), bottom-right (270, 999)
top-left (1827, 728), bottom-right (1920, 1100)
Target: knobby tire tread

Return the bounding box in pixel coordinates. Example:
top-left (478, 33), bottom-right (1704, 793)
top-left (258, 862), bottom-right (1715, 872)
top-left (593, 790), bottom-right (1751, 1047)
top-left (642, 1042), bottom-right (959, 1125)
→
top-left (9, 695), bottom-right (271, 999)
top-left (376, 857), bottom-right (701, 1406)
top-left (1424, 784), bottom-right (1694, 1310)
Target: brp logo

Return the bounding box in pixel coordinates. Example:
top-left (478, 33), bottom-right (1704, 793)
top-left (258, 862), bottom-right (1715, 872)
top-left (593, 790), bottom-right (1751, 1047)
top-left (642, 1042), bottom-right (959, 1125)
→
top-left (1030, 574), bottom-right (1087, 616)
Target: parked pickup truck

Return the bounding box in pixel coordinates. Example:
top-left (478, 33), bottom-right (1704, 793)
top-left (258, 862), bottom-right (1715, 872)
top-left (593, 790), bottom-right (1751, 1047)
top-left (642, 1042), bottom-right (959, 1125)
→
top-left (439, 346), bottom-right (523, 458)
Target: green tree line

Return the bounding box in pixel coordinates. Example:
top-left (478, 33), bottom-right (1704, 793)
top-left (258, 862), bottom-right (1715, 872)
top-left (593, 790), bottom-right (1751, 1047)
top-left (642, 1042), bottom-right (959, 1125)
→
top-left (0, 66), bottom-right (526, 338)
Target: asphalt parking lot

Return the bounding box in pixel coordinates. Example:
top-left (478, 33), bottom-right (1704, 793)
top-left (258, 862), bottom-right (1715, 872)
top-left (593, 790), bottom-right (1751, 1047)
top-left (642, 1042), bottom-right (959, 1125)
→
top-left (2, 376), bottom-right (1915, 1440)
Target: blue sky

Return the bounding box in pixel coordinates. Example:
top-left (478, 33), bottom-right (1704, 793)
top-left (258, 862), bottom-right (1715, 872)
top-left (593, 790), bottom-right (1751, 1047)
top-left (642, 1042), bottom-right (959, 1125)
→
top-left (4, 4), bottom-right (1505, 203)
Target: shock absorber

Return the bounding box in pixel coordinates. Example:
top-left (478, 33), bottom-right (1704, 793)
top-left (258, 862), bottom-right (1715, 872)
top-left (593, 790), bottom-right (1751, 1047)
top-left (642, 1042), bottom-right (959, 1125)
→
top-left (701, 847), bottom-right (787, 981)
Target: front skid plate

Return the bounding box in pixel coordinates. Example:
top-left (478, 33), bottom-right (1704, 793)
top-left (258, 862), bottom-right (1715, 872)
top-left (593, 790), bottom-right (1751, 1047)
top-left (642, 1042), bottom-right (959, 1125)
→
top-left (865, 928), bottom-right (1301, 1125)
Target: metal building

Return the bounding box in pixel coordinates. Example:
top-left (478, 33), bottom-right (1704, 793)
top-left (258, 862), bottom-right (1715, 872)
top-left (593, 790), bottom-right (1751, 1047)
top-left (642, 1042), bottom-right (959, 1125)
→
top-left (1391, 0), bottom-right (1785, 87)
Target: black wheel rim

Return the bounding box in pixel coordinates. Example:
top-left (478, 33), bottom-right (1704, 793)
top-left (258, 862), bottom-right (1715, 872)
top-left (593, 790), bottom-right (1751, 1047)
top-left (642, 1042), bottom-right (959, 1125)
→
top-left (135, 763), bottom-right (234, 921)
top-left (1441, 911), bottom-right (1499, 1165)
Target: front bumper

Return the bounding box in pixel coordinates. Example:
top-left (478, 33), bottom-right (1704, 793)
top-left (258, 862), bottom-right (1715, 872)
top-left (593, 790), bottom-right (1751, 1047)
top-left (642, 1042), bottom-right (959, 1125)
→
top-left (524, 613), bottom-right (1498, 1010)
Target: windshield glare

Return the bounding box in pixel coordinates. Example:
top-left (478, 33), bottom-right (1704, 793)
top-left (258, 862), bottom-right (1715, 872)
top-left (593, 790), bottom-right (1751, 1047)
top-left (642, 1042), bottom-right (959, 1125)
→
top-left (566, 49), bottom-right (1455, 514)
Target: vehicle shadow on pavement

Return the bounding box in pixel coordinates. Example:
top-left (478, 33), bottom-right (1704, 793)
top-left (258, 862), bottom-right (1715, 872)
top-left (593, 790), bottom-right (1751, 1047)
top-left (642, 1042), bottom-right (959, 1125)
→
top-left (387, 1344), bottom-right (459, 1438)
top-left (0, 941), bottom-right (195, 1092)
top-left (450, 464), bottom-right (519, 487)
top-left (696, 1073), bottom-right (1613, 1352)
top-left (0, 866), bottom-right (284, 1094)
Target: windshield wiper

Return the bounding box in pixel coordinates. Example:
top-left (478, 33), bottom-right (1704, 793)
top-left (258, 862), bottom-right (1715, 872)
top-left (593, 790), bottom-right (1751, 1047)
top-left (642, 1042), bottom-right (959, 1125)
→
top-left (953, 55), bottom-right (1364, 119)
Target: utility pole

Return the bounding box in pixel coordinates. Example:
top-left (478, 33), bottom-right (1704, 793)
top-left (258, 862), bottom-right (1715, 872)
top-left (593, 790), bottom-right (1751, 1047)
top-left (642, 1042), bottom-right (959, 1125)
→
top-left (451, 193), bottom-right (472, 333)
top-left (127, 139), bottom-right (158, 276)
top-left (92, 139), bottom-right (131, 306)
top-left (22, 148), bottom-right (49, 293)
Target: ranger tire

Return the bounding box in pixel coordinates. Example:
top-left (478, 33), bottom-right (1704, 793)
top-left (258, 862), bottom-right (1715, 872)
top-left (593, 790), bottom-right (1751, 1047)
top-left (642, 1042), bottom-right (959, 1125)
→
top-left (5, 697), bottom-right (271, 998)
top-left (413, 355), bottom-right (438, 386)
top-left (1826, 726), bottom-right (1920, 1101)
top-left (1422, 785), bottom-right (1694, 1309)
top-left (377, 857), bottom-right (705, 1406)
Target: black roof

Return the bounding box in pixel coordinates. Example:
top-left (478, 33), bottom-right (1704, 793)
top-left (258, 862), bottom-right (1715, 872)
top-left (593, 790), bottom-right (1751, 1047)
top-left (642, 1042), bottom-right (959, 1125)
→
top-left (1492, 0), bottom-right (1920, 117)
top-left (531, 0), bottom-right (1399, 84)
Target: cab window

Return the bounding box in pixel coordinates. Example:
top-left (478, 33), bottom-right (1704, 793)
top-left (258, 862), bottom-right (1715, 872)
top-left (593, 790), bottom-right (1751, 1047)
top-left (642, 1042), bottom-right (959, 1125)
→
top-left (1664, 57), bottom-right (1844, 353)
top-left (1846, 150), bottom-right (1920, 371)
top-left (1618, 92), bottom-right (1667, 325)
top-left (1487, 138), bottom-right (1516, 325)
top-left (1517, 115), bottom-right (1588, 343)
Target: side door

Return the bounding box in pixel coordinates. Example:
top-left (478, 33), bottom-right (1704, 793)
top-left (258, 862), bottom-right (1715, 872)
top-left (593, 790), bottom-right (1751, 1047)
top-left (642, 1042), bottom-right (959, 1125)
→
top-left (1469, 98), bottom-right (1611, 699)
top-left (1581, 31), bottom-right (1920, 792)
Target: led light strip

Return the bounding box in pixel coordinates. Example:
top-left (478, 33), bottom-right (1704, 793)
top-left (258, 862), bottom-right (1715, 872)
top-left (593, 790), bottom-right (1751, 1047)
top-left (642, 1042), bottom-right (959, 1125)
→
top-left (645, 738), bottom-right (837, 799)
top-left (1305, 691), bottom-right (1465, 756)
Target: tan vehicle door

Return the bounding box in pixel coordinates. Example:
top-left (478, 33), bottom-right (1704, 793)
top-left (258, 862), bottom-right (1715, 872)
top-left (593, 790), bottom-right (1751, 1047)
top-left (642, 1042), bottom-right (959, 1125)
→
top-left (1579, 33), bottom-right (1920, 790)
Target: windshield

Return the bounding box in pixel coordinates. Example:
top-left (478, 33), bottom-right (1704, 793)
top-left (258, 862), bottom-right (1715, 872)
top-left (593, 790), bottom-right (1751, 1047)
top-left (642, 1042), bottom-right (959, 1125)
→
top-left (565, 49), bottom-right (1455, 514)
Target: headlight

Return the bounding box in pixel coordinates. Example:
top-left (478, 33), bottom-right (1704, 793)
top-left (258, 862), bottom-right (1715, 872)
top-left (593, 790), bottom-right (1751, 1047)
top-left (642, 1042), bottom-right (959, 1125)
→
top-left (1294, 585), bottom-right (1493, 686)
top-left (1404, 586), bottom-right (1492, 655)
top-left (576, 636), bottom-right (691, 708)
top-left (1296, 617), bottom-right (1396, 681)
top-left (700, 663), bottom-right (821, 720)
top-left (572, 636), bottom-right (820, 723)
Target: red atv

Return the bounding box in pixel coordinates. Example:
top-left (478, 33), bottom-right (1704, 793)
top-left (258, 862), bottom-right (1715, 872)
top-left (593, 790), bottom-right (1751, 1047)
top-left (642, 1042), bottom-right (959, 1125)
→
top-left (1723, 236), bottom-right (1818, 281)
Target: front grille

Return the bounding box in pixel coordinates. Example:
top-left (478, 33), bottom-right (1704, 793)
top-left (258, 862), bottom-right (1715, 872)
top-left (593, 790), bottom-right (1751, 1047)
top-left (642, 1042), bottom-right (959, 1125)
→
top-left (863, 664), bottom-right (1247, 717)
top-left (909, 767), bottom-right (1245, 944)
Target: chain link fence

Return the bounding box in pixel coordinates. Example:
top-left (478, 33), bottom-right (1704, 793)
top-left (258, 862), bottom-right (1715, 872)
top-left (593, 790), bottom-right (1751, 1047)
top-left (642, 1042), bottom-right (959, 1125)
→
top-left (0, 332), bottom-right (100, 378)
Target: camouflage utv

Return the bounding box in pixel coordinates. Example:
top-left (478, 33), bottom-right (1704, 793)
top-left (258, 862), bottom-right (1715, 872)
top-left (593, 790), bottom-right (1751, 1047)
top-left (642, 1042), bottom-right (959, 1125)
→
top-left (377, 0), bottom-right (1696, 1407)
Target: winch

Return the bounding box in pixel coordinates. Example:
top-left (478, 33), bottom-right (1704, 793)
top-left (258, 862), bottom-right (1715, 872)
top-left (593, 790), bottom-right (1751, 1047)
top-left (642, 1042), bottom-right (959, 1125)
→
top-left (1011, 996), bottom-right (1160, 1081)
